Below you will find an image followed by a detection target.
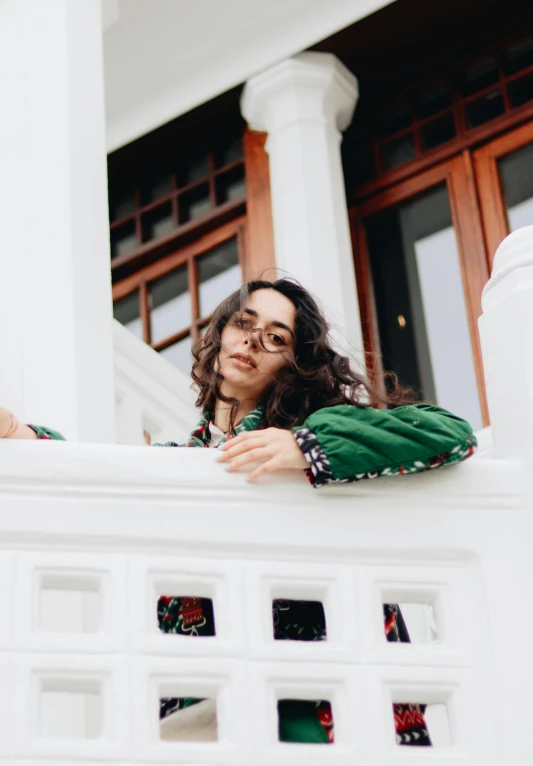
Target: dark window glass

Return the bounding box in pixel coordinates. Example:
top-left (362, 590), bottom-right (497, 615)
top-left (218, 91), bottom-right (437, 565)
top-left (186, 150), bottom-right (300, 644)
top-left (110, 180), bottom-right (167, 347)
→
top-left (180, 184), bottom-right (212, 223)
top-left (215, 166), bottom-right (246, 204)
top-left (460, 57), bottom-right (499, 97)
top-left (141, 173), bottom-right (173, 204)
top-left (215, 137), bottom-right (243, 168)
top-left (502, 37), bottom-right (533, 76)
top-left (180, 154), bottom-right (209, 186)
top-left (149, 265), bottom-right (191, 343)
top-left (198, 238), bottom-right (240, 317)
top-left (142, 202), bottom-right (175, 242)
top-left (376, 106), bottom-right (412, 138)
top-left (113, 291), bottom-right (142, 339)
top-left (344, 148), bottom-right (377, 187)
top-left (414, 83), bottom-right (452, 120)
top-left (465, 89), bottom-right (505, 129)
top-left (420, 113), bottom-right (456, 150)
top-left (507, 71), bottom-right (533, 108)
top-left (110, 220), bottom-right (138, 259)
top-left (498, 142), bottom-right (533, 232)
top-left (381, 133), bottom-right (416, 170)
top-left (110, 190), bottom-right (136, 221)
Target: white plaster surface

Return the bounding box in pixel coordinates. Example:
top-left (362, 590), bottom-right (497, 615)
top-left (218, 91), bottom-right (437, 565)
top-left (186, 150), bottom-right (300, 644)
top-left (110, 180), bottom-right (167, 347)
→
top-left (103, 0), bottom-right (395, 151)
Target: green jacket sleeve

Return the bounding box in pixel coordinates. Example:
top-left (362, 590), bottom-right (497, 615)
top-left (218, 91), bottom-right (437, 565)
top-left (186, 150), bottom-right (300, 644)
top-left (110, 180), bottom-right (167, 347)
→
top-left (293, 404), bottom-right (476, 488)
top-left (27, 425), bottom-right (66, 440)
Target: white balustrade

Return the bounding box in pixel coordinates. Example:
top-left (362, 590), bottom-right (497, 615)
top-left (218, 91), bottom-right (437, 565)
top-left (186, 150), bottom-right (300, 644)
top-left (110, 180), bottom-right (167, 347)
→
top-left (0, 435), bottom-right (530, 765)
top-left (113, 319), bottom-right (198, 446)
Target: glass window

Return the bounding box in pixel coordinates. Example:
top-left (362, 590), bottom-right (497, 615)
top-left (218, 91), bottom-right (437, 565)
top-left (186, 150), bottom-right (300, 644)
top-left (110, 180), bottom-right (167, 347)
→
top-left (420, 113), bottom-right (456, 151)
top-left (110, 221), bottom-right (138, 260)
top-left (498, 142), bottom-right (533, 232)
top-left (198, 238), bottom-right (240, 317)
top-left (142, 203), bottom-right (175, 242)
top-left (465, 90), bottom-right (505, 129)
top-left (364, 185), bottom-right (482, 430)
top-left (149, 265), bottom-right (191, 344)
top-left (114, 291), bottom-right (143, 340)
top-left (381, 134), bottom-right (416, 170)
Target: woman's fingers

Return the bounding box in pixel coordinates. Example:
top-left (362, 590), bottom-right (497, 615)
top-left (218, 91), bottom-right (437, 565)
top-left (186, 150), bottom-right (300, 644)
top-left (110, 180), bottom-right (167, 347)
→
top-left (248, 458), bottom-right (279, 482)
top-left (226, 447), bottom-right (271, 471)
top-left (218, 435), bottom-right (266, 461)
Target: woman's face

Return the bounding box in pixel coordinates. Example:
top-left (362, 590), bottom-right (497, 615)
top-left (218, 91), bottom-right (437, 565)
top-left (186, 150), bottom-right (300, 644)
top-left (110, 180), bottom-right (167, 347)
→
top-left (217, 288), bottom-right (296, 403)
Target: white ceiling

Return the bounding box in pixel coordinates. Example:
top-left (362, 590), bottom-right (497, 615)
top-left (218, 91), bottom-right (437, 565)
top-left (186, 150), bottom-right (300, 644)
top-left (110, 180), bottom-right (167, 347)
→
top-left (103, 0), bottom-right (394, 152)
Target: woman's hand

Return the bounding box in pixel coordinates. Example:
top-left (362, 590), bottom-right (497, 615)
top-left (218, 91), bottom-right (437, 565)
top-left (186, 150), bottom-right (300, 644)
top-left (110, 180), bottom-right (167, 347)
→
top-left (218, 427), bottom-right (309, 482)
top-left (0, 407), bottom-right (37, 439)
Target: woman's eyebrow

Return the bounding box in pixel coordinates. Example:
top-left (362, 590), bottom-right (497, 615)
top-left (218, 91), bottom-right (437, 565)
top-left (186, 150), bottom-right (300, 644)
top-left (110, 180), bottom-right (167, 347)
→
top-left (242, 307), bottom-right (294, 337)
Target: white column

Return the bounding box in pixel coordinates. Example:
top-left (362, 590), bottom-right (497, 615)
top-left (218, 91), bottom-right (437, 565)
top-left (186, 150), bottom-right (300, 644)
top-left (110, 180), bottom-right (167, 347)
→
top-left (241, 52), bottom-right (364, 363)
top-left (479, 226), bottom-right (533, 461)
top-left (0, 0), bottom-right (116, 442)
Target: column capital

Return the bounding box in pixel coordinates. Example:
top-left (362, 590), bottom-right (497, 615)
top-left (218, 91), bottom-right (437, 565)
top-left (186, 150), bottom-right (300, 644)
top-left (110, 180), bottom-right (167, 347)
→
top-left (241, 52), bottom-right (358, 135)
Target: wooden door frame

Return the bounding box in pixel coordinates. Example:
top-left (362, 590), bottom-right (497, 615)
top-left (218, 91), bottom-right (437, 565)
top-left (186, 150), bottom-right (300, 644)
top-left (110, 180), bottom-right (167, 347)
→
top-left (350, 151), bottom-right (490, 425)
top-left (473, 120), bottom-right (533, 265)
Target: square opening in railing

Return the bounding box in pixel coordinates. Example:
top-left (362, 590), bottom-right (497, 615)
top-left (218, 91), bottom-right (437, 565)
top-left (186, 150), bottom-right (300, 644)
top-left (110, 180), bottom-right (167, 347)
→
top-left (159, 696), bottom-right (218, 741)
top-left (39, 677), bottom-right (101, 739)
top-left (39, 573), bottom-right (101, 634)
top-left (277, 699), bottom-right (334, 743)
top-left (273, 599), bottom-right (327, 641)
top-left (157, 596), bottom-right (215, 636)
top-left (383, 602), bottom-right (439, 644)
top-left (393, 702), bottom-right (451, 747)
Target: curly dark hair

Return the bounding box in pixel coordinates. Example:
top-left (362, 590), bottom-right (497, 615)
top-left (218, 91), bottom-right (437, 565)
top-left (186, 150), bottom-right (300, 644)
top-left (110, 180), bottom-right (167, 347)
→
top-left (191, 279), bottom-right (412, 432)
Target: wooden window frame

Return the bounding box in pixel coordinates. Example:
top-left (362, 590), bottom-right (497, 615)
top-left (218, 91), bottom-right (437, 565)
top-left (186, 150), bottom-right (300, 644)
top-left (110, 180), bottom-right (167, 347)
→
top-left (473, 120), bottom-right (533, 263)
top-left (113, 216), bottom-right (247, 351)
top-left (350, 151), bottom-right (490, 425)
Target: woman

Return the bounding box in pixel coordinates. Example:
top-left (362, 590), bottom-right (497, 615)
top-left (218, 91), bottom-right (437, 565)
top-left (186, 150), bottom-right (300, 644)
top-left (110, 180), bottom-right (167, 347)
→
top-left (1, 279), bottom-right (476, 745)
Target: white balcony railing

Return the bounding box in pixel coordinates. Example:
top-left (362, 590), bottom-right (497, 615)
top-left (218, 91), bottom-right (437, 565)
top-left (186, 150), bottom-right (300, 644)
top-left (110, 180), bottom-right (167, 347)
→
top-left (113, 319), bottom-right (197, 446)
top-left (1, 227), bottom-right (533, 765)
top-left (0, 437), bottom-right (530, 765)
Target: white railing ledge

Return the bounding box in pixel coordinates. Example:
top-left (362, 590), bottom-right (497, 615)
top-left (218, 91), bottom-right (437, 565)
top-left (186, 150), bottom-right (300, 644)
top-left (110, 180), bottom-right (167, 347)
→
top-left (0, 437), bottom-right (524, 508)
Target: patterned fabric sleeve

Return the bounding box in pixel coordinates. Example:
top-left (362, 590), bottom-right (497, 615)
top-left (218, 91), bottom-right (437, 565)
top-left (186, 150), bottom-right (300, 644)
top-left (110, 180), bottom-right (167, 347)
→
top-left (293, 411), bottom-right (476, 489)
top-left (27, 425), bottom-right (66, 440)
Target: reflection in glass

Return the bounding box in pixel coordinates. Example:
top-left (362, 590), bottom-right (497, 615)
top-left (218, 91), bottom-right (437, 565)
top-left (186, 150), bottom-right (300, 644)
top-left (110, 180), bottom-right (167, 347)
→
top-left (198, 239), bottom-right (240, 317)
top-left (180, 184), bottom-right (212, 223)
top-left (114, 292), bottom-right (143, 340)
top-left (160, 335), bottom-right (193, 375)
top-left (498, 142), bottom-right (533, 232)
top-left (150, 266), bottom-right (191, 344)
top-left (365, 184), bottom-right (482, 430)
top-left (142, 203), bottom-right (174, 242)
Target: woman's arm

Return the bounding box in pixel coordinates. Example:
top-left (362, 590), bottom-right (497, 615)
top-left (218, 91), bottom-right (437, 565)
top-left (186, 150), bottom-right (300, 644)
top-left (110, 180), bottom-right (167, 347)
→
top-left (293, 403), bottom-right (476, 487)
top-left (0, 407), bottom-right (65, 440)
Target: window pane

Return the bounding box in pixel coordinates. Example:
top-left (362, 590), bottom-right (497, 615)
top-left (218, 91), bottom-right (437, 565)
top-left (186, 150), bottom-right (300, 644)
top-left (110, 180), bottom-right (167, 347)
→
top-left (507, 71), bottom-right (533, 109)
top-left (414, 83), bottom-right (452, 120)
top-left (150, 265), bottom-right (191, 344)
top-left (180, 184), bottom-right (212, 223)
top-left (110, 221), bottom-right (138, 260)
top-left (216, 166), bottom-right (246, 204)
top-left (142, 173), bottom-right (173, 204)
top-left (381, 134), bottom-right (416, 170)
top-left (142, 202), bottom-right (175, 242)
top-left (364, 185), bottom-right (482, 430)
top-left (114, 292), bottom-right (143, 340)
top-left (465, 89), bottom-right (505, 129)
top-left (376, 106), bottom-right (411, 139)
top-left (502, 37), bottom-right (533, 76)
top-left (215, 137), bottom-right (243, 168)
top-left (110, 190), bottom-right (136, 221)
top-left (159, 335), bottom-right (193, 376)
top-left (498, 142), bottom-right (533, 232)
top-left (181, 154), bottom-right (209, 186)
top-left (420, 113), bottom-right (456, 151)
top-left (198, 238), bottom-right (240, 317)
top-left (460, 56), bottom-right (499, 97)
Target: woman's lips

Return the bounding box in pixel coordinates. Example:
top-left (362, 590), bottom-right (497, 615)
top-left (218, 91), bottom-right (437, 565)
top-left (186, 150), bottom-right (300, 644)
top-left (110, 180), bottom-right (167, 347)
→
top-left (231, 355), bottom-right (256, 368)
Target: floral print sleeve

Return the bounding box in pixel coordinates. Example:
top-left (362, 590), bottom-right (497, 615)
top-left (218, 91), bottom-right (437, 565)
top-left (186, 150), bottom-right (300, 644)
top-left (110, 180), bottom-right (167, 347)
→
top-left (27, 425), bottom-right (65, 440)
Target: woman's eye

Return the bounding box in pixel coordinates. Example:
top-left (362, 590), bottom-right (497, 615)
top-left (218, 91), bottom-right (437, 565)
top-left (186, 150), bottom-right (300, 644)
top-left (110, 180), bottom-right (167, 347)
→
top-left (269, 334), bottom-right (286, 346)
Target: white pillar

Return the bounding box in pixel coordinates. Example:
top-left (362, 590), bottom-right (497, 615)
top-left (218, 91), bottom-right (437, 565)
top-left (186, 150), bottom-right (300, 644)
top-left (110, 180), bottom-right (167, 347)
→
top-left (241, 52), bottom-right (364, 363)
top-left (0, 0), bottom-right (116, 442)
top-left (479, 226), bottom-right (533, 461)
